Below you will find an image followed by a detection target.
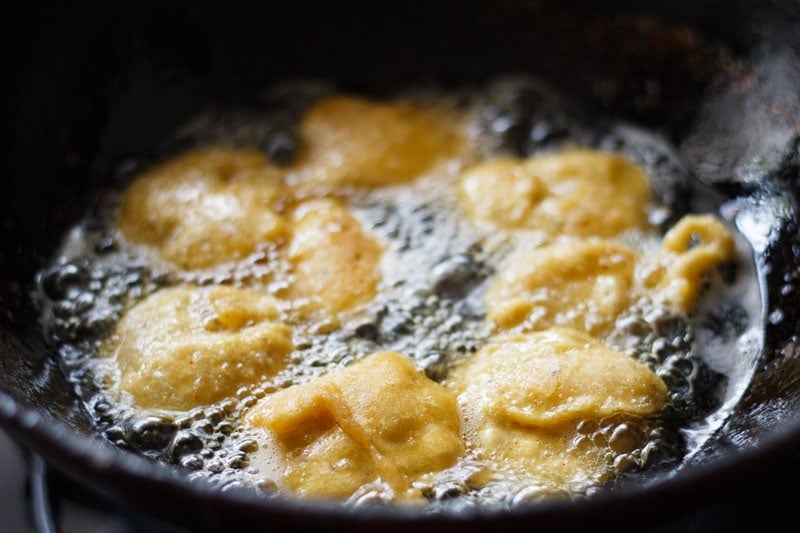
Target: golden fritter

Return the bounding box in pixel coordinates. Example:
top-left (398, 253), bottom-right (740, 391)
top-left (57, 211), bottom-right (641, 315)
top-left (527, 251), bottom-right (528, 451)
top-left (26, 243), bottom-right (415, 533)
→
top-left (448, 327), bottom-right (667, 491)
top-left (117, 148), bottom-right (287, 269)
top-left (245, 352), bottom-right (464, 501)
top-left (460, 149), bottom-right (651, 237)
top-left (290, 96), bottom-right (465, 187)
top-left (108, 284), bottom-right (293, 411)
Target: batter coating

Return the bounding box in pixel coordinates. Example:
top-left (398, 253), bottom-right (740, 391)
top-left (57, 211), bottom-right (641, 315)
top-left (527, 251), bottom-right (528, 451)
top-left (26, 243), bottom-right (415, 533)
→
top-left (245, 351), bottom-right (464, 501)
top-left (286, 198), bottom-right (383, 316)
top-left (448, 327), bottom-right (667, 491)
top-left (459, 149), bottom-right (651, 238)
top-left (289, 95), bottom-right (465, 187)
top-left (486, 239), bottom-right (637, 336)
top-left (117, 148), bottom-right (287, 269)
top-left (640, 215), bottom-right (737, 312)
top-left (108, 284), bottom-right (293, 411)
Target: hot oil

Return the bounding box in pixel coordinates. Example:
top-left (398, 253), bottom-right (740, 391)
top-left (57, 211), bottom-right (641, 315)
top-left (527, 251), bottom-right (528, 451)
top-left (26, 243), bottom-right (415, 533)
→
top-left (34, 78), bottom-right (762, 508)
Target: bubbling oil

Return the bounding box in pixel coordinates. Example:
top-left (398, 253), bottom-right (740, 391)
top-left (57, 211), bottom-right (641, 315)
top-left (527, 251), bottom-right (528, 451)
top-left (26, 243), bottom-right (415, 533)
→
top-left (35, 77), bottom-right (762, 508)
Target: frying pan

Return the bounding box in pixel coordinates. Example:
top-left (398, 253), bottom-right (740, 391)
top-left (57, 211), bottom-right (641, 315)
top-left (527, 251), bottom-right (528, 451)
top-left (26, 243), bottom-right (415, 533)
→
top-left (2, 0), bottom-right (800, 530)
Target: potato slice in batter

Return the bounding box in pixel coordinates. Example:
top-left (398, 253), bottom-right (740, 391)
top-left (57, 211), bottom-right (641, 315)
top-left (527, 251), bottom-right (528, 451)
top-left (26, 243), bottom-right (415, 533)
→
top-left (449, 328), bottom-right (667, 490)
top-left (117, 147), bottom-right (287, 269)
top-left (289, 95), bottom-right (465, 187)
top-left (459, 149), bottom-right (651, 237)
top-left (286, 198), bottom-right (383, 316)
top-left (639, 214), bottom-right (737, 313)
top-left (108, 284), bottom-right (293, 411)
top-left (486, 239), bottom-right (637, 336)
top-left (245, 351), bottom-right (464, 501)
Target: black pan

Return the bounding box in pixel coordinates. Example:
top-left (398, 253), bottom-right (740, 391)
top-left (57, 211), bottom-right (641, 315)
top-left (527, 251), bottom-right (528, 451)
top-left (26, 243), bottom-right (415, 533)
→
top-left (2, 1), bottom-right (800, 530)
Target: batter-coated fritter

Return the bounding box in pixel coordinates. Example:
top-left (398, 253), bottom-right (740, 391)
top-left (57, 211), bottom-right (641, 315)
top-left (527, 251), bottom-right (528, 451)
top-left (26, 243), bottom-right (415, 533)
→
top-left (290, 95), bottom-right (465, 187)
top-left (245, 351), bottom-right (464, 501)
top-left (108, 284), bottom-right (293, 411)
top-left (448, 327), bottom-right (667, 491)
top-left (641, 214), bottom-right (737, 312)
top-left (117, 148), bottom-right (287, 269)
top-left (459, 149), bottom-right (651, 237)
top-left (486, 239), bottom-right (637, 336)
top-left (287, 198), bottom-right (383, 316)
